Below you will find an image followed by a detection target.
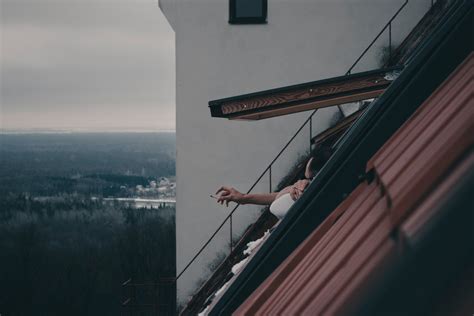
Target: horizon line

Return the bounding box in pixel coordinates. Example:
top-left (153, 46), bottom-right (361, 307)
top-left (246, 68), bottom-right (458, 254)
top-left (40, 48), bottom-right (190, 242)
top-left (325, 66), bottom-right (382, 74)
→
top-left (1, 128), bottom-right (176, 134)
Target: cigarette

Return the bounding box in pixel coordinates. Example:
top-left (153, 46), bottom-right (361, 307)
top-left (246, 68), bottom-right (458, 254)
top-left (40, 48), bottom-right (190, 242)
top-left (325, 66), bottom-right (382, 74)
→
top-left (210, 194), bottom-right (219, 199)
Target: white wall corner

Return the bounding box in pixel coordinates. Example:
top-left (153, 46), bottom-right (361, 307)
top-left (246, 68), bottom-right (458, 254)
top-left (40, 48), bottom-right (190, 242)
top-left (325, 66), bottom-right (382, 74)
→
top-left (158, 0), bottom-right (177, 31)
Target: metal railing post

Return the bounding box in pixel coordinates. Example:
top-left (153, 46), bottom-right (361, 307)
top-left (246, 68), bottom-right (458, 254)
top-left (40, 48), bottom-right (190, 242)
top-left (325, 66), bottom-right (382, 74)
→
top-left (389, 22), bottom-right (392, 62)
top-left (129, 279), bottom-right (133, 316)
top-left (269, 166), bottom-right (272, 193)
top-left (346, 0), bottom-right (408, 74)
top-left (155, 280), bottom-right (159, 316)
top-left (230, 214), bottom-right (233, 252)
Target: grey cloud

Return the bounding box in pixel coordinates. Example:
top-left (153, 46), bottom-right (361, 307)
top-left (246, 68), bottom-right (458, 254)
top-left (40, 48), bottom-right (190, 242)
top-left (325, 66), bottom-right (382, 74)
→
top-left (1, 0), bottom-right (170, 33)
top-left (1, 0), bottom-right (175, 131)
top-left (2, 63), bottom-right (172, 108)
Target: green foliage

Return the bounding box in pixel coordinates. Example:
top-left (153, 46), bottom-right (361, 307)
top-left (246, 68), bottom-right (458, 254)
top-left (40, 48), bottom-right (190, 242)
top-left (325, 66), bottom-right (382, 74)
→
top-left (0, 195), bottom-right (175, 316)
top-left (377, 44), bottom-right (398, 68)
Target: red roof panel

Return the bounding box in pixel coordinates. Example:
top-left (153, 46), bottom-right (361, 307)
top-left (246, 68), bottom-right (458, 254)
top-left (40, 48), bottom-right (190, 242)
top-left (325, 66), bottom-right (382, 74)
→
top-left (366, 55), bottom-right (473, 173)
top-left (233, 53), bottom-right (473, 316)
top-left (400, 151), bottom-right (474, 245)
top-left (304, 220), bottom-right (393, 316)
top-left (369, 54), bottom-right (473, 225)
top-left (323, 239), bottom-right (396, 316)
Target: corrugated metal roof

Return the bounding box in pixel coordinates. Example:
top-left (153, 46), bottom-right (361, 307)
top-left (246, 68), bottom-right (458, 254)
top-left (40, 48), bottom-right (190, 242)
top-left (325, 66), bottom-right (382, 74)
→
top-left (369, 54), bottom-right (473, 226)
top-left (351, 151), bottom-right (474, 316)
top-left (400, 150), bottom-right (474, 247)
top-left (234, 52), bottom-right (473, 316)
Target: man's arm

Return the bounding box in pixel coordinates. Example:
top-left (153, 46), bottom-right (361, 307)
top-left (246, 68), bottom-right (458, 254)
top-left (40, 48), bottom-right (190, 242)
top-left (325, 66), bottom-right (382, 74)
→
top-left (241, 192), bottom-right (279, 205)
top-left (215, 179), bottom-right (310, 207)
top-left (215, 186), bottom-right (278, 206)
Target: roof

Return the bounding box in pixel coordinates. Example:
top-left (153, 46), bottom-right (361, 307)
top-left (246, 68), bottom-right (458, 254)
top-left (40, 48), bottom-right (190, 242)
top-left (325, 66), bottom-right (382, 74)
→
top-left (234, 52), bottom-right (473, 315)
top-left (207, 1), bottom-right (473, 314)
top-left (208, 67), bottom-right (400, 120)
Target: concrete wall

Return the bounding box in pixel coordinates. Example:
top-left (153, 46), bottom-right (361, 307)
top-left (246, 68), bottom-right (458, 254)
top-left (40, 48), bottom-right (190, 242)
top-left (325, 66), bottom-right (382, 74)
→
top-left (159, 0), bottom-right (428, 303)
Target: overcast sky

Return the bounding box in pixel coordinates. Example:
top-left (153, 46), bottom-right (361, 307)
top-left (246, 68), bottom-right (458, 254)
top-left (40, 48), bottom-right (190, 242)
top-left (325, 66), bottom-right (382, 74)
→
top-left (1, 0), bottom-right (175, 131)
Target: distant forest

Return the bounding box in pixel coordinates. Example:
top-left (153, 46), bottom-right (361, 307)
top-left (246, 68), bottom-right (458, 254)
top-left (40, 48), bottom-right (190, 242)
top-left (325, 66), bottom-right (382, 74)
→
top-left (0, 133), bottom-right (175, 197)
top-left (0, 133), bottom-right (176, 315)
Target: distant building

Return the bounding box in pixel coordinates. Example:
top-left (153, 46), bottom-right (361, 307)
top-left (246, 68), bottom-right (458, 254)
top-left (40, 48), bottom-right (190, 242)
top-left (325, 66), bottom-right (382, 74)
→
top-left (158, 187), bottom-right (167, 193)
top-left (158, 177), bottom-right (170, 186)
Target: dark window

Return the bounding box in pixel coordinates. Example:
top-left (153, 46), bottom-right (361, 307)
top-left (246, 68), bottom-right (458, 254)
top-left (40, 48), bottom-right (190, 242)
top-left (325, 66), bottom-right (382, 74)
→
top-left (229, 0), bottom-right (267, 24)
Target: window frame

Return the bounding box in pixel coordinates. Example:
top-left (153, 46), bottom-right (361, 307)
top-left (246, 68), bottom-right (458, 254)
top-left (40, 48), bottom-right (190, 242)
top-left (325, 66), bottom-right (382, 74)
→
top-left (229, 0), bottom-right (268, 25)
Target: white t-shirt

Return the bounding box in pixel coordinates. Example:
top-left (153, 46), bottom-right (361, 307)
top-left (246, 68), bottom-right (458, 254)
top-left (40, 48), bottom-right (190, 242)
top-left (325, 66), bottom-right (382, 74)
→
top-left (269, 193), bottom-right (295, 219)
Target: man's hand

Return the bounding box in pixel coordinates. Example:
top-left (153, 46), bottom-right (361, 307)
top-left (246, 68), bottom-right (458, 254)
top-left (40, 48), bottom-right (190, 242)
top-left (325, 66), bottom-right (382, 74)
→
top-left (215, 186), bottom-right (245, 206)
top-left (294, 179), bottom-right (310, 191)
top-left (289, 179), bottom-right (310, 201)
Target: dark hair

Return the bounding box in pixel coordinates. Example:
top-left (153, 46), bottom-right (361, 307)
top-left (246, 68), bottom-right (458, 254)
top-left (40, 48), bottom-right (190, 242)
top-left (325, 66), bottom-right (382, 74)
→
top-left (309, 143), bottom-right (333, 173)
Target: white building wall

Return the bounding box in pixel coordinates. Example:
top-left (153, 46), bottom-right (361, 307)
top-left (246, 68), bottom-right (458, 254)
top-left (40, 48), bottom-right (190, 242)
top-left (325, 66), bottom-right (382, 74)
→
top-left (159, 0), bottom-right (428, 303)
